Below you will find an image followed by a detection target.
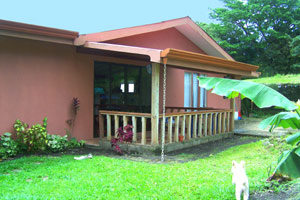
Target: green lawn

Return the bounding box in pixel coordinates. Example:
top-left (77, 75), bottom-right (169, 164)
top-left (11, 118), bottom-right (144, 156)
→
top-left (246, 74), bottom-right (300, 85)
top-left (0, 141), bottom-right (281, 200)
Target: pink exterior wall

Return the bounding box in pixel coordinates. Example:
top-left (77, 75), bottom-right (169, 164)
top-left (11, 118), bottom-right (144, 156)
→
top-left (0, 36), bottom-right (94, 140)
top-left (105, 28), bottom-right (206, 54)
top-left (0, 27), bottom-right (237, 140)
top-left (161, 67), bottom-right (230, 112)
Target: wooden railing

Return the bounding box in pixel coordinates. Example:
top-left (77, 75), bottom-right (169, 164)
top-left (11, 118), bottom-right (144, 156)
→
top-left (99, 111), bottom-right (151, 145)
top-left (99, 109), bottom-right (233, 145)
top-left (159, 109), bottom-right (232, 143)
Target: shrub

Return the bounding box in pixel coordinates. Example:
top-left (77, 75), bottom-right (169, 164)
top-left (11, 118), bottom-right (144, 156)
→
top-left (0, 132), bottom-right (19, 160)
top-left (111, 125), bottom-right (133, 154)
top-left (68, 138), bottom-right (85, 149)
top-left (14, 118), bottom-right (48, 152)
top-left (46, 134), bottom-right (69, 153)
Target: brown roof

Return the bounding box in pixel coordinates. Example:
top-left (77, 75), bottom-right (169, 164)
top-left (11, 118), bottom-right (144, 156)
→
top-left (0, 19), bottom-right (78, 40)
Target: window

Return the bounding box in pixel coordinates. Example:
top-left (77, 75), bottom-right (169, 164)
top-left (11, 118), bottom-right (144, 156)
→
top-left (184, 72), bottom-right (192, 107)
top-left (200, 74), bottom-right (207, 108)
top-left (184, 72), bottom-right (207, 109)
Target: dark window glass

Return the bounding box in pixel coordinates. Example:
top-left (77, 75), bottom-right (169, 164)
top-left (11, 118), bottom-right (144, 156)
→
top-left (94, 62), bottom-right (151, 136)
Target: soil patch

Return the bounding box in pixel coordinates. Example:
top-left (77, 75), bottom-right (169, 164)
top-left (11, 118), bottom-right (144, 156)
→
top-left (65, 135), bottom-right (260, 163)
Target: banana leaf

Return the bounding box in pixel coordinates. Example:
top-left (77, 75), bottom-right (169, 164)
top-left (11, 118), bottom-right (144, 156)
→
top-left (273, 147), bottom-right (300, 179)
top-left (259, 112), bottom-right (300, 131)
top-left (286, 132), bottom-right (300, 146)
top-left (198, 77), bottom-right (297, 111)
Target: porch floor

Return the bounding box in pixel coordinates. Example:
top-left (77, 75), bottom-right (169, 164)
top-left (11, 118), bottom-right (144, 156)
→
top-left (85, 132), bottom-right (234, 154)
top-left (86, 130), bottom-right (185, 146)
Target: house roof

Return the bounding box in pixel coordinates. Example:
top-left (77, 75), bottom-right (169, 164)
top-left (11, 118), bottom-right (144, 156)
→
top-left (0, 18), bottom-right (259, 77)
top-left (75, 17), bottom-right (234, 60)
top-left (81, 42), bottom-right (259, 77)
top-left (0, 19), bottom-right (78, 44)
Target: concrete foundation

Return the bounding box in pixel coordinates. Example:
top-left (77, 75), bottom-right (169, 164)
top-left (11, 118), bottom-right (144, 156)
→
top-left (89, 132), bottom-right (234, 155)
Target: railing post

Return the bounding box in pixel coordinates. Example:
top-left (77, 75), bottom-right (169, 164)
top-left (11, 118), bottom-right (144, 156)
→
top-left (187, 115), bottom-right (192, 140)
top-left (213, 113), bottom-right (217, 135)
top-left (208, 114), bottom-right (212, 136)
top-left (218, 112), bottom-right (222, 134)
top-left (193, 114), bottom-right (198, 138)
top-left (168, 116), bottom-right (173, 143)
top-left (123, 116), bottom-right (128, 127)
top-left (227, 112), bottom-right (230, 132)
top-left (204, 113), bottom-right (208, 136)
top-left (175, 116), bottom-right (179, 142)
top-left (181, 115), bottom-right (186, 140)
top-left (114, 115), bottom-right (119, 137)
top-left (132, 116), bottom-right (137, 142)
top-left (198, 114), bottom-right (203, 137)
top-left (106, 114), bottom-right (111, 140)
top-left (141, 117), bottom-right (146, 145)
top-left (99, 112), bottom-right (105, 139)
top-left (222, 112), bottom-right (226, 133)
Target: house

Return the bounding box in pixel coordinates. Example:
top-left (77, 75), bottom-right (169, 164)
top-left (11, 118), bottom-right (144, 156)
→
top-left (0, 17), bottom-right (259, 152)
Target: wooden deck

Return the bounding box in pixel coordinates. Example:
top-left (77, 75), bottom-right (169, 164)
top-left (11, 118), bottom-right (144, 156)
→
top-left (96, 108), bottom-right (234, 146)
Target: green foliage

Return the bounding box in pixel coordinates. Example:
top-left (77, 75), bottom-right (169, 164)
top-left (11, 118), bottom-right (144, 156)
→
top-left (199, 0), bottom-right (300, 75)
top-left (68, 138), bottom-right (85, 149)
top-left (0, 141), bottom-right (282, 199)
top-left (46, 134), bottom-right (69, 153)
top-left (246, 74), bottom-right (300, 85)
top-left (198, 76), bottom-right (300, 179)
top-left (259, 112), bottom-right (300, 131)
top-left (286, 132), bottom-right (300, 146)
top-left (0, 132), bottom-right (19, 160)
top-left (197, 77), bottom-right (297, 110)
top-left (14, 118), bottom-right (48, 152)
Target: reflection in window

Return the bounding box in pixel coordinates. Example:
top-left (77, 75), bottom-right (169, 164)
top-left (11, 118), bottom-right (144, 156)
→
top-left (128, 83), bottom-right (134, 93)
top-left (120, 83), bottom-right (125, 93)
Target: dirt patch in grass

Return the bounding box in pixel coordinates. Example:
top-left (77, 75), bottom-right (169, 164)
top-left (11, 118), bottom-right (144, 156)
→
top-left (62, 135), bottom-right (260, 163)
top-left (251, 180), bottom-right (300, 200)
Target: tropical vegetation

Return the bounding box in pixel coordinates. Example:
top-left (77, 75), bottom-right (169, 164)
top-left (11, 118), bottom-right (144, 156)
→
top-left (198, 77), bottom-right (300, 179)
top-left (199, 0), bottom-right (300, 76)
top-left (0, 118), bottom-right (85, 161)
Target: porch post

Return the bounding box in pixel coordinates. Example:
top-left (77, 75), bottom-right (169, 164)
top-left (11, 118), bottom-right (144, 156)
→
top-left (151, 63), bottom-right (160, 145)
top-left (230, 98), bottom-right (235, 131)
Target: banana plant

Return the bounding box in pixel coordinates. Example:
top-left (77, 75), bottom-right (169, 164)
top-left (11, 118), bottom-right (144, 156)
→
top-left (198, 77), bottom-right (300, 179)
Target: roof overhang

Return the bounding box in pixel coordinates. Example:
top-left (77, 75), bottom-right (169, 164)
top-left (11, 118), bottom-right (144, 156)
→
top-left (80, 43), bottom-right (259, 77)
top-left (0, 19), bottom-right (78, 45)
top-left (161, 48), bottom-right (260, 77)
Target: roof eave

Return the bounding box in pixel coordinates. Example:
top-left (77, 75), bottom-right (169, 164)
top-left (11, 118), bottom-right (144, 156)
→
top-left (0, 19), bottom-right (78, 44)
top-left (161, 48), bottom-right (259, 77)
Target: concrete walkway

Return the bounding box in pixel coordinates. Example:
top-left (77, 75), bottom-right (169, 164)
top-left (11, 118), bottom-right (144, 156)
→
top-left (234, 117), bottom-right (294, 137)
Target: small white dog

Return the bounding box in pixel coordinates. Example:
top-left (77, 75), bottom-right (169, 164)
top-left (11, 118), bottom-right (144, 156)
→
top-left (232, 160), bottom-right (249, 200)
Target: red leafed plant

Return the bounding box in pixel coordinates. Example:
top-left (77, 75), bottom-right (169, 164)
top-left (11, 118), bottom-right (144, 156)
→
top-left (111, 124), bottom-right (133, 154)
top-left (66, 98), bottom-right (80, 139)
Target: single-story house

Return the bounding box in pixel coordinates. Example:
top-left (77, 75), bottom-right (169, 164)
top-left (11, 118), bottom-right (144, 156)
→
top-left (0, 17), bottom-right (259, 152)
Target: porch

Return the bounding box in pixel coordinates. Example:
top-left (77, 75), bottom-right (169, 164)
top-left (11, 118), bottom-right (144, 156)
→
top-left (80, 44), bottom-right (259, 152)
top-left (85, 106), bottom-right (235, 154)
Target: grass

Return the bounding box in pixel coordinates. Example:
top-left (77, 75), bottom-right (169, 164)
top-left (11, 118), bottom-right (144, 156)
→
top-left (246, 74), bottom-right (300, 85)
top-left (0, 141), bottom-right (283, 199)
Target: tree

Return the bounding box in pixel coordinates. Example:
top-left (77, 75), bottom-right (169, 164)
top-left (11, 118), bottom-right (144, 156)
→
top-left (198, 76), bottom-right (300, 179)
top-left (198, 0), bottom-right (300, 76)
